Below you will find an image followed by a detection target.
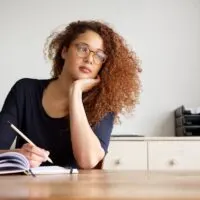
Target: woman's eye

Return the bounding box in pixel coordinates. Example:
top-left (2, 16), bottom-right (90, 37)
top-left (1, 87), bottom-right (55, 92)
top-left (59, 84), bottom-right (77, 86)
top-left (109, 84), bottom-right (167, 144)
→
top-left (98, 55), bottom-right (104, 62)
top-left (80, 46), bottom-right (88, 52)
top-left (96, 52), bottom-right (106, 62)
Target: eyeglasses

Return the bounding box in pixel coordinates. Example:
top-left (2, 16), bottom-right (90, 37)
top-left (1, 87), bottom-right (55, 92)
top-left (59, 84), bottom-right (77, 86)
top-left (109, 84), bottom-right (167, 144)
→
top-left (74, 42), bottom-right (107, 65)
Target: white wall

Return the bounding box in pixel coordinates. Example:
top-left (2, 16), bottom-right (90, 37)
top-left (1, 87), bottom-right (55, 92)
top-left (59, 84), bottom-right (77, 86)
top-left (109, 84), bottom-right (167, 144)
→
top-left (0, 0), bottom-right (200, 136)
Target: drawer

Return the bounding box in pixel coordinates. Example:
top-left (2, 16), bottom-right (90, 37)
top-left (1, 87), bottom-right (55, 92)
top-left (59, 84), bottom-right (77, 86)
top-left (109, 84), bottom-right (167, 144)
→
top-left (148, 141), bottom-right (200, 170)
top-left (103, 141), bottom-right (147, 170)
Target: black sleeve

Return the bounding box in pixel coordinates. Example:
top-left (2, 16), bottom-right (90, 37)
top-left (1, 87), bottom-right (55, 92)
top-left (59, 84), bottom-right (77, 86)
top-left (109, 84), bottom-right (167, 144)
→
top-left (92, 112), bottom-right (114, 154)
top-left (0, 80), bottom-right (24, 149)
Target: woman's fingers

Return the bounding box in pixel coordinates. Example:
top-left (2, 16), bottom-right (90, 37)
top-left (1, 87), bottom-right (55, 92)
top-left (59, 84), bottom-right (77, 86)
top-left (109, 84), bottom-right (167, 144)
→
top-left (73, 77), bottom-right (101, 93)
top-left (25, 144), bottom-right (49, 160)
top-left (20, 143), bottom-right (50, 168)
top-left (29, 160), bottom-right (42, 168)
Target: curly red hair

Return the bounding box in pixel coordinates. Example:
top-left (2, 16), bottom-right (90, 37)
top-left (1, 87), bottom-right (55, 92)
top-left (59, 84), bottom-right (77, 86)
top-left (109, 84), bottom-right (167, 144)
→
top-left (44, 20), bottom-right (141, 125)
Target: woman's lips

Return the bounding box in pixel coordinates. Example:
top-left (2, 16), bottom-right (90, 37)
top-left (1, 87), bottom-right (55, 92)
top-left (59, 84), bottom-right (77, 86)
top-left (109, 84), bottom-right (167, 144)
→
top-left (79, 66), bottom-right (91, 74)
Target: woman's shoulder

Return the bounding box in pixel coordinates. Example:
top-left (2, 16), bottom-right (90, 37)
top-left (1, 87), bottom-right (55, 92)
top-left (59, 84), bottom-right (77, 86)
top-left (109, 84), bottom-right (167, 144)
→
top-left (12, 78), bottom-right (51, 90)
top-left (94, 112), bottom-right (115, 127)
top-left (13, 78), bottom-right (49, 85)
top-left (10, 78), bottom-right (52, 96)
top-left (102, 112), bottom-right (115, 121)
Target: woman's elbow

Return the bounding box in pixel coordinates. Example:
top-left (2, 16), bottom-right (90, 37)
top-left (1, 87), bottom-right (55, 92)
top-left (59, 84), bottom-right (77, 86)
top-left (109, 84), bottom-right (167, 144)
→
top-left (77, 157), bottom-right (99, 169)
top-left (77, 152), bottom-right (104, 169)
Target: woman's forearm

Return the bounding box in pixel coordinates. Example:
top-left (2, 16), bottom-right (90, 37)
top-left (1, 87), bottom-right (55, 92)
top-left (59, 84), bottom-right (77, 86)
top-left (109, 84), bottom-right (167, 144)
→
top-left (69, 84), bottom-right (104, 169)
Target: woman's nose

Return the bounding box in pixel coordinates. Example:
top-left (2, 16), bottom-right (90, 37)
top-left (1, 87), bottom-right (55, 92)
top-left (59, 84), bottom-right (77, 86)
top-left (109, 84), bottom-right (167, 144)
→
top-left (84, 52), bottom-right (94, 65)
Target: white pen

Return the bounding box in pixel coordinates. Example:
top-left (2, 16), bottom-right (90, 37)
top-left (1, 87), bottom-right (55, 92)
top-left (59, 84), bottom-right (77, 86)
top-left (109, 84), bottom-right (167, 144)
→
top-left (7, 121), bottom-right (53, 164)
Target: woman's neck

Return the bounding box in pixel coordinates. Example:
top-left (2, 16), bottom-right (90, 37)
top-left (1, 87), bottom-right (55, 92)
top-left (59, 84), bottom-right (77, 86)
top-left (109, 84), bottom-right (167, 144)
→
top-left (41, 76), bottom-right (73, 118)
top-left (51, 75), bottom-right (72, 100)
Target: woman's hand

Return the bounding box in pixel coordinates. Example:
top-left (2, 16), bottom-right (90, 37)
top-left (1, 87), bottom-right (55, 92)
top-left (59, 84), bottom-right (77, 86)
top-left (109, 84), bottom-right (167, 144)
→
top-left (71, 76), bottom-right (100, 93)
top-left (18, 143), bottom-right (50, 168)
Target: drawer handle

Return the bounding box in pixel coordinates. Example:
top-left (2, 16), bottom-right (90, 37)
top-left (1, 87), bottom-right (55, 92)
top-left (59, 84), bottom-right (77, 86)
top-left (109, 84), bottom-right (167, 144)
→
top-left (114, 159), bottom-right (121, 165)
top-left (168, 159), bottom-right (177, 166)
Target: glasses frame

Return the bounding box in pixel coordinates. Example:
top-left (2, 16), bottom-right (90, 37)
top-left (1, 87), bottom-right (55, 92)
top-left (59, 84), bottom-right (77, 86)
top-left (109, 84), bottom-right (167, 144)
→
top-left (74, 42), bottom-right (107, 65)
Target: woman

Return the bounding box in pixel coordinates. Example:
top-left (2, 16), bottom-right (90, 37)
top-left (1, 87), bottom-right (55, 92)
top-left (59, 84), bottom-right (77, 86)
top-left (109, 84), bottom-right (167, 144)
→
top-left (0, 20), bottom-right (141, 169)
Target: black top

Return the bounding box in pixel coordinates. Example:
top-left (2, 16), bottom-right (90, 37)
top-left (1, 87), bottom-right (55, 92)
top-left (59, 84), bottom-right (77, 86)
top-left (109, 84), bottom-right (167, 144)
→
top-left (0, 78), bottom-right (114, 167)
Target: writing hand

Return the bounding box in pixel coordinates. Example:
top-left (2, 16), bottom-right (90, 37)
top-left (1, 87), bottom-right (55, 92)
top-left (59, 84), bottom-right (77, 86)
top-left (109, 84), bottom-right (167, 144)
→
top-left (18, 143), bottom-right (50, 168)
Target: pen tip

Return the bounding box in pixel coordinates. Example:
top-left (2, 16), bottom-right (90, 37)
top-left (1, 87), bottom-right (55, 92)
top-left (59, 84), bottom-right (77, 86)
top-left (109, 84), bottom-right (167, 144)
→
top-left (7, 121), bottom-right (11, 125)
top-left (48, 158), bottom-right (53, 164)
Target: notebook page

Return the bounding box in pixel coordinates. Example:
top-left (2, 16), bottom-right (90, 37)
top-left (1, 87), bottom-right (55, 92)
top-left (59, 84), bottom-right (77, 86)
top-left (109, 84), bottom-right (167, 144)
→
top-left (0, 152), bottom-right (29, 167)
top-left (30, 166), bottom-right (78, 175)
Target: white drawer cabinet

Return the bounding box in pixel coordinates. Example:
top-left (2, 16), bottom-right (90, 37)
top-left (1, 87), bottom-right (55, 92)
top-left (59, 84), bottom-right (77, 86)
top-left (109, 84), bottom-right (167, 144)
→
top-left (148, 141), bottom-right (200, 171)
top-left (103, 141), bottom-right (147, 170)
top-left (103, 137), bottom-right (200, 171)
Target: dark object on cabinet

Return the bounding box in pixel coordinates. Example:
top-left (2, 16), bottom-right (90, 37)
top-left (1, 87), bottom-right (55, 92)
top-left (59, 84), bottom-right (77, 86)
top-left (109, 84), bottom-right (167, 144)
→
top-left (175, 105), bottom-right (200, 136)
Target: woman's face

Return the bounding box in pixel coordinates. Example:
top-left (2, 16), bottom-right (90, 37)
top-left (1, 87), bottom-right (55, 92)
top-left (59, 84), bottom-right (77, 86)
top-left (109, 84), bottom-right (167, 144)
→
top-left (61, 30), bottom-right (107, 81)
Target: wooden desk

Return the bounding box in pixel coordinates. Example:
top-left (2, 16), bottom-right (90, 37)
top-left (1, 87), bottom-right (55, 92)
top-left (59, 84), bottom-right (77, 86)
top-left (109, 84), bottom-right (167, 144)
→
top-left (0, 170), bottom-right (200, 200)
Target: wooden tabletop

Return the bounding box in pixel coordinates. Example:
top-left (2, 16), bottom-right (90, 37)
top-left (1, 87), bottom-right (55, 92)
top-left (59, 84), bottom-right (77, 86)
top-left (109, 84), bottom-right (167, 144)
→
top-left (1, 170), bottom-right (200, 200)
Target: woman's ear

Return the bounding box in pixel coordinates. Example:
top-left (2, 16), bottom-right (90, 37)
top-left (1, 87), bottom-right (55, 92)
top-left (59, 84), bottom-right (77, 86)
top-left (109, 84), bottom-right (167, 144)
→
top-left (61, 46), bottom-right (67, 59)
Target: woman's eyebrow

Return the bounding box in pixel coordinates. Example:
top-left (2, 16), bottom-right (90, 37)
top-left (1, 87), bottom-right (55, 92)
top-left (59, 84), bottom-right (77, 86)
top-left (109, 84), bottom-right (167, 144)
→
top-left (78, 41), bottom-right (104, 52)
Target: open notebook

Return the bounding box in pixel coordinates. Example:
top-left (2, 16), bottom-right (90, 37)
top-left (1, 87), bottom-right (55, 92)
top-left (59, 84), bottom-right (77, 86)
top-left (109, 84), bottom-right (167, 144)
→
top-left (0, 152), bottom-right (78, 175)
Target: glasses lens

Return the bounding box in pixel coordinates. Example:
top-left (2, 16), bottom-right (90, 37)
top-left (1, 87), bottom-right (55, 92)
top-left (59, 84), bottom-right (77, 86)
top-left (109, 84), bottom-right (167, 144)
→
top-left (76, 43), bottom-right (89, 57)
top-left (94, 52), bottom-right (107, 64)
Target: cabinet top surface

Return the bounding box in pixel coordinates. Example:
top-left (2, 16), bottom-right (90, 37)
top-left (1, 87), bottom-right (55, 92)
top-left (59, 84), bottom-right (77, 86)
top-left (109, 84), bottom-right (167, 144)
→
top-left (110, 136), bottom-right (200, 141)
